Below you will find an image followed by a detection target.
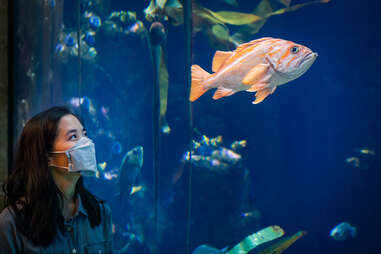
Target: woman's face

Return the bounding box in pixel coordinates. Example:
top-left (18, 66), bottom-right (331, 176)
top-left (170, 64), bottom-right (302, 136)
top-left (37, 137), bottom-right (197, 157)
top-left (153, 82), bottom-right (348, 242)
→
top-left (53, 114), bottom-right (87, 152)
top-left (49, 114), bottom-right (87, 171)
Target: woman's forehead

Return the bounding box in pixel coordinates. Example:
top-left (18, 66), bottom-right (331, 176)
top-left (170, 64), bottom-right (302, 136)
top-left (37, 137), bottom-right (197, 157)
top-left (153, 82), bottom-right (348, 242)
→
top-left (57, 114), bottom-right (83, 133)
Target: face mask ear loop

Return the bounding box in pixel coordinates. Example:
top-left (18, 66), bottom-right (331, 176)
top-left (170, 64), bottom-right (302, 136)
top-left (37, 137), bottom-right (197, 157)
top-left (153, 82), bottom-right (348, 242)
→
top-left (65, 151), bottom-right (73, 171)
top-left (48, 151), bottom-right (64, 168)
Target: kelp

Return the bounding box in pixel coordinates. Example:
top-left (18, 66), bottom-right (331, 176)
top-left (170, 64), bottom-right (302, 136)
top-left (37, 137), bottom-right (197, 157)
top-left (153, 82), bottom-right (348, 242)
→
top-left (149, 22), bottom-right (171, 134)
top-left (144, 0), bottom-right (330, 49)
top-left (256, 231), bottom-right (307, 254)
top-left (159, 51), bottom-right (171, 133)
top-left (144, 0), bottom-right (183, 25)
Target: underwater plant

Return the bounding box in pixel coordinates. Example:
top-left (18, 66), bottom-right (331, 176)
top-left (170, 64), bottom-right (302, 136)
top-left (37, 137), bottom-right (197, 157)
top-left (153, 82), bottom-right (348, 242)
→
top-left (257, 231), bottom-right (307, 254)
top-left (144, 0), bottom-right (331, 49)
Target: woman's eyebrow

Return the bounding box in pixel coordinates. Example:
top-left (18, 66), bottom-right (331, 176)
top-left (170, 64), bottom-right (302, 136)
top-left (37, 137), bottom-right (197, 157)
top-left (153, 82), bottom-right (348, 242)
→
top-left (66, 128), bottom-right (86, 136)
top-left (66, 129), bottom-right (78, 136)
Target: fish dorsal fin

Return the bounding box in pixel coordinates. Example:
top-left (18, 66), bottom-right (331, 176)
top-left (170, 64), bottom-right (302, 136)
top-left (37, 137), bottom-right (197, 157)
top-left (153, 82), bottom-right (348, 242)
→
top-left (222, 37), bottom-right (274, 68)
top-left (242, 63), bottom-right (270, 85)
top-left (235, 37), bottom-right (273, 54)
top-left (213, 87), bottom-right (236, 100)
top-left (212, 50), bottom-right (233, 72)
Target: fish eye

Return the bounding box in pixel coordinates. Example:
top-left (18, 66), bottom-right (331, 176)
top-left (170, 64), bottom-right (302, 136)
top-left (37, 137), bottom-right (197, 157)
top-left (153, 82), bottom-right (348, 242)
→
top-left (290, 46), bottom-right (299, 54)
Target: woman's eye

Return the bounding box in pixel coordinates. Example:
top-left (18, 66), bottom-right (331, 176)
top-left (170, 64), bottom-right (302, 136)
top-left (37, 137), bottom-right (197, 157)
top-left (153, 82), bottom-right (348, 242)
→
top-left (290, 46), bottom-right (299, 54)
top-left (69, 135), bottom-right (77, 141)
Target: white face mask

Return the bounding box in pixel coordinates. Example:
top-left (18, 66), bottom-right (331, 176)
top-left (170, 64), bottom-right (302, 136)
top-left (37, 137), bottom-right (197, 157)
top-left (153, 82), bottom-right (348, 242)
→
top-left (49, 136), bottom-right (98, 176)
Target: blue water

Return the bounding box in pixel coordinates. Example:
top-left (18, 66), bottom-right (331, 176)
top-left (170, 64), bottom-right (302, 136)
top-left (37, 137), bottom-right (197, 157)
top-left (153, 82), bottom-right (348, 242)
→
top-left (170, 1), bottom-right (381, 252)
top-left (12, 0), bottom-right (381, 253)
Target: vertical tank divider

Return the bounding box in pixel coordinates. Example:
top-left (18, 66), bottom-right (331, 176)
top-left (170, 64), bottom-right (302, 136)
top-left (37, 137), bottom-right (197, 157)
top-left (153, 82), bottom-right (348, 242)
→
top-left (76, 0), bottom-right (82, 117)
top-left (7, 0), bottom-right (14, 172)
top-left (183, 0), bottom-right (193, 254)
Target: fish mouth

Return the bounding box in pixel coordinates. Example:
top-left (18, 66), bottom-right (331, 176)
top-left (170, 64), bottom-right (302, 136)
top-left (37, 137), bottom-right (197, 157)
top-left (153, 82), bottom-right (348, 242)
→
top-left (303, 52), bottom-right (318, 62)
top-left (299, 52), bottom-right (317, 68)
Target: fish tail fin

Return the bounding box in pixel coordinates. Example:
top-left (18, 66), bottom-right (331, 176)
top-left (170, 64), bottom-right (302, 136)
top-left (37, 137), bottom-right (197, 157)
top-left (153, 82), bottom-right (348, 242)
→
top-left (190, 65), bottom-right (211, 102)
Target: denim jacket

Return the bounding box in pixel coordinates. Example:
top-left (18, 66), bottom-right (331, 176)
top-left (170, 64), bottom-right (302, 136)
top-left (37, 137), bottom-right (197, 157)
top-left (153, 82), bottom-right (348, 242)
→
top-left (0, 196), bottom-right (113, 254)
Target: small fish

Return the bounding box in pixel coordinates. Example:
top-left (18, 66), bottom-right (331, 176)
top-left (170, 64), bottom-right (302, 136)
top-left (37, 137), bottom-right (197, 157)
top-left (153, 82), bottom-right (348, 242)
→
top-left (190, 37), bottom-right (317, 104)
top-left (89, 15), bottom-right (102, 29)
top-left (231, 140), bottom-right (247, 151)
top-left (330, 222), bottom-right (357, 241)
top-left (64, 33), bottom-right (76, 47)
top-left (98, 162), bottom-right (107, 171)
top-left (104, 171), bottom-right (118, 180)
top-left (241, 209), bottom-right (261, 221)
top-left (210, 136), bottom-right (223, 147)
top-left (68, 97), bottom-right (81, 108)
top-left (127, 21), bottom-right (145, 34)
top-left (119, 146), bottom-right (144, 199)
top-left (55, 43), bottom-right (65, 54)
top-left (130, 185), bottom-right (144, 196)
top-left (356, 148), bottom-right (375, 155)
top-left (200, 135), bottom-right (210, 146)
top-left (346, 157), bottom-right (360, 168)
top-left (84, 31), bottom-right (96, 46)
top-left (192, 140), bottom-right (201, 150)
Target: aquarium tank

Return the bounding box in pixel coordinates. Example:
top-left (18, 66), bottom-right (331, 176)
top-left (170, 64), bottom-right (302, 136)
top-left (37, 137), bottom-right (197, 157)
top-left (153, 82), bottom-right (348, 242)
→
top-left (9, 0), bottom-right (380, 253)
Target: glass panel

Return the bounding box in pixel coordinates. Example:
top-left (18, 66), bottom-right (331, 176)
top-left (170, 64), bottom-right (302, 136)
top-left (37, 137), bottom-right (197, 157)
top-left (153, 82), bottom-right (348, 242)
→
top-left (13, 0), bottom-right (67, 139)
top-left (186, 1), bottom-right (379, 254)
top-left (10, 0), bottom-right (380, 254)
top-left (73, 1), bottom-right (155, 253)
top-left (12, 0), bottom-right (156, 252)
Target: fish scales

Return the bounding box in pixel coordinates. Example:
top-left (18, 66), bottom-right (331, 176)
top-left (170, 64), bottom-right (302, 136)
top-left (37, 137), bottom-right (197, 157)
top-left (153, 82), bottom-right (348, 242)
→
top-left (207, 40), bottom-right (275, 89)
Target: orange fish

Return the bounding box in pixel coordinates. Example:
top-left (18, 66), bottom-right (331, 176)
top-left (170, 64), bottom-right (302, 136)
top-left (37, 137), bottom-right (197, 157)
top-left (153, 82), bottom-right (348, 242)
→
top-left (190, 37), bottom-right (317, 104)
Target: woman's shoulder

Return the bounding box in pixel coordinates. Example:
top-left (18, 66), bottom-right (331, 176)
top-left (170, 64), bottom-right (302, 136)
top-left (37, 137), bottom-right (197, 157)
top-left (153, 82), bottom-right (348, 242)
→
top-left (0, 206), bottom-right (23, 253)
top-left (0, 206), bottom-right (16, 223)
top-left (0, 206), bottom-right (17, 233)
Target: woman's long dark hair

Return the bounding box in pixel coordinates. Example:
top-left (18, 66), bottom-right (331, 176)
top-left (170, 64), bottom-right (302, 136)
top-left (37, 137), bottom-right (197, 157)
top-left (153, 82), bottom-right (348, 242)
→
top-left (2, 106), bottom-right (103, 246)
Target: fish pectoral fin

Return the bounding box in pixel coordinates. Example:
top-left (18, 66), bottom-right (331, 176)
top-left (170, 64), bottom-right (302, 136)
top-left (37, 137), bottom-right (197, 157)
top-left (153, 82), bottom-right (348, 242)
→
top-left (242, 64), bottom-right (270, 85)
top-left (213, 87), bottom-right (236, 100)
top-left (246, 83), bottom-right (270, 92)
top-left (252, 86), bottom-right (276, 104)
top-left (212, 50), bottom-right (233, 72)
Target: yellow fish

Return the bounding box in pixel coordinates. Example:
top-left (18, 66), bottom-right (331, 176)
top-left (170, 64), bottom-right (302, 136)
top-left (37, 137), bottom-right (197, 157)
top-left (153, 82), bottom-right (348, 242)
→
top-left (190, 37), bottom-right (317, 104)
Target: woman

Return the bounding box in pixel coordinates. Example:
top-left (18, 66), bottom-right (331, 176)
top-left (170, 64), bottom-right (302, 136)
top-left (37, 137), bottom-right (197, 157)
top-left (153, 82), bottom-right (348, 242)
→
top-left (0, 106), bottom-right (113, 253)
